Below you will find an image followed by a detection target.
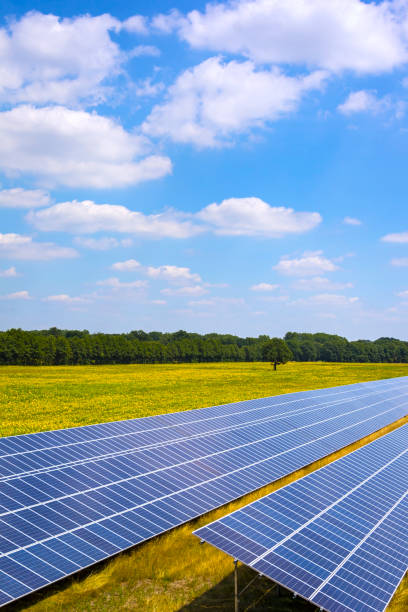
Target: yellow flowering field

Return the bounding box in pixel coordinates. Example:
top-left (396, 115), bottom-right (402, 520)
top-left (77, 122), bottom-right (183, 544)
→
top-left (1, 361), bottom-right (407, 611)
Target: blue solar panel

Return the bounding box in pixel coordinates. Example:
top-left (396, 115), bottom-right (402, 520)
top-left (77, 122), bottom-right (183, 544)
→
top-left (1, 377), bottom-right (408, 607)
top-left (195, 423), bottom-right (408, 612)
top-left (1, 376), bottom-right (407, 480)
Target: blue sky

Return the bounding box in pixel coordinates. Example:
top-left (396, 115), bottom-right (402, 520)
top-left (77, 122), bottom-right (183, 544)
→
top-left (0, 0), bottom-right (407, 339)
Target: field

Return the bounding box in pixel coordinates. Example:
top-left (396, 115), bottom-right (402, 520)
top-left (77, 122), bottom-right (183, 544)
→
top-left (1, 361), bottom-right (407, 612)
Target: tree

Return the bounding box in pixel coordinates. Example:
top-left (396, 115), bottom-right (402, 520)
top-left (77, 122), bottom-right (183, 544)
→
top-left (262, 338), bottom-right (292, 370)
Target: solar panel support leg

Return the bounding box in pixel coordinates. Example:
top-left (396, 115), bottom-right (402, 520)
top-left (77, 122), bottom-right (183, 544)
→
top-left (234, 559), bottom-right (239, 612)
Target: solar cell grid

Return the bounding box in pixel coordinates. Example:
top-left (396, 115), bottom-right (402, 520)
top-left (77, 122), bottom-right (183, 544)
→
top-left (0, 377), bottom-right (407, 607)
top-left (1, 377), bottom-right (408, 481)
top-left (195, 423), bottom-right (408, 612)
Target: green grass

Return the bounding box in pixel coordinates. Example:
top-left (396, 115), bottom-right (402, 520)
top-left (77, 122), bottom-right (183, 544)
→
top-left (1, 361), bottom-right (407, 611)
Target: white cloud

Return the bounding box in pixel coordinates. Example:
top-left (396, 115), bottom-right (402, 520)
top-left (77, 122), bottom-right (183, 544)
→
top-left (0, 233), bottom-right (77, 260)
top-left (0, 188), bottom-right (50, 209)
top-left (189, 296), bottom-right (245, 306)
top-left (151, 299), bottom-right (167, 305)
top-left (152, 9), bottom-right (183, 33)
top-left (30, 197), bottom-right (321, 241)
top-left (274, 251), bottom-right (339, 276)
top-left (143, 57), bottom-right (326, 147)
top-left (134, 78), bottom-right (164, 97)
top-left (146, 265), bottom-right (202, 284)
top-left (0, 12), bottom-right (123, 105)
top-left (0, 266), bottom-right (18, 278)
top-left (28, 200), bottom-right (201, 239)
top-left (43, 294), bottom-right (89, 304)
top-left (111, 260), bottom-right (202, 284)
top-left (338, 90), bottom-right (391, 115)
top-left (381, 231), bottom-right (408, 243)
top-left (111, 259), bottom-right (141, 271)
top-left (176, 0), bottom-right (408, 73)
top-left (130, 45), bottom-right (160, 58)
top-left (122, 15), bottom-right (148, 34)
top-left (343, 216), bottom-right (362, 226)
top-left (251, 283), bottom-right (279, 291)
top-left (74, 237), bottom-right (132, 250)
top-left (303, 293), bottom-right (359, 305)
top-left (197, 197), bottom-right (321, 236)
top-left (0, 106), bottom-right (171, 188)
top-left (96, 277), bottom-right (148, 289)
top-left (0, 290), bottom-right (30, 300)
top-left (292, 276), bottom-right (353, 291)
top-left (397, 290), bottom-right (408, 297)
top-left (161, 285), bottom-right (208, 296)
top-left (391, 257), bottom-right (408, 266)
top-left (259, 295), bottom-right (289, 303)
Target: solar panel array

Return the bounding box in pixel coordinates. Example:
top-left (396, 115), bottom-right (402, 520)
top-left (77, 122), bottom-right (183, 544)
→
top-left (195, 423), bottom-right (408, 612)
top-left (1, 377), bottom-right (408, 607)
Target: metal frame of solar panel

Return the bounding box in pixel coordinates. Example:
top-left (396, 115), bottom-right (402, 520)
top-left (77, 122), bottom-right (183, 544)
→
top-left (1, 376), bottom-right (408, 607)
top-left (195, 423), bottom-right (408, 612)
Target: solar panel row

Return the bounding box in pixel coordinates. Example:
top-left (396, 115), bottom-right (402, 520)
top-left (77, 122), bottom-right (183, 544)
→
top-left (195, 423), bottom-right (408, 612)
top-left (0, 377), bottom-right (407, 606)
top-left (1, 377), bottom-right (407, 481)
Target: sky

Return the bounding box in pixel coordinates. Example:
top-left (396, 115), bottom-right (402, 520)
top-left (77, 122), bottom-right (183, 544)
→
top-left (0, 0), bottom-right (407, 340)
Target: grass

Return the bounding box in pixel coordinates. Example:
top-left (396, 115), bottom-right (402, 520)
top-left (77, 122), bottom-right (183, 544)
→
top-left (1, 361), bottom-right (407, 611)
top-left (2, 361), bottom-right (408, 437)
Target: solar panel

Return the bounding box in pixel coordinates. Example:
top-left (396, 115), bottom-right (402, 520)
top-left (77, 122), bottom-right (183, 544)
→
top-left (195, 423), bottom-right (408, 612)
top-left (1, 376), bottom-right (407, 480)
top-left (1, 377), bottom-right (408, 607)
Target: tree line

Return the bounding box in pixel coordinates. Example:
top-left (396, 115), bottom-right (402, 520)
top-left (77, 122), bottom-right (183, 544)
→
top-left (0, 328), bottom-right (407, 366)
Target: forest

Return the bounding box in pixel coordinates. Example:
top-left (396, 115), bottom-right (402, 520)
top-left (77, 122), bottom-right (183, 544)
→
top-left (0, 328), bottom-right (407, 365)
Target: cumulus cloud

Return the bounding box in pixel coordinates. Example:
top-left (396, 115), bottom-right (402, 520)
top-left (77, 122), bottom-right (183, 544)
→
top-left (143, 57), bottom-right (326, 147)
top-left (0, 290), bottom-right (31, 300)
top-left (0, 188), bottom-right (51, 209)
top-left (146, 265), bottom-right (202, 283)
top-left (259, 295), bottom-right (289, 303)
top-left (0, 266), bottom-right (18, 277)
top-left (175, 0), bottom-right (408, 73)
top-left (0, 233), bottom-right (77, 260)
top-left (130, 45), bottom-right (161, 57)
top-left (0, 106), bottom-right (171, 188)
top-left (338, 90), bottom-right (392, 115)
top-left (110, 260), bottom-right (202, 284)
top-left (96, 277), bottom-right (148, 289)
top-left (274, 251), bottom-right (339, 276)
top-left (381, 231), bottom-right (408, 243)
top-left (343, 216), bottom-right (362, 226)
top-left (251, 283), bottom-right (279, 291)
top-left (391, 257), bottom-right (408, 266)
top-left (302, 293), bottom-right (359, 305)
top-left (397, 290), bottom-right (408, 298)
top-left (122, 15), bottom-right (148, 34)
top-left (197, 197), bottom-right (321, 236)
top-left (0, 12), bottom-right (123, 105)
top-left (134, 77), bottom-right (165, 97)
top-left (28, 200), bottom-right (201, 238)
top-left (188, 296), bottom-right (245, 306)
top-left (161, 285), bottom-right (208, 296)
top-left (43, 294), bottom-right (89, 304)
top-left (29, 196), bottom-right (320, 240)
top-left (111, 259), bottom-right (141, 271)
top-left (74, 237), bottom-right (132, 250)
top-left (292, 276), bottom-right (353, 291)
top-left (152, 9), bottom-right (183, 33)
